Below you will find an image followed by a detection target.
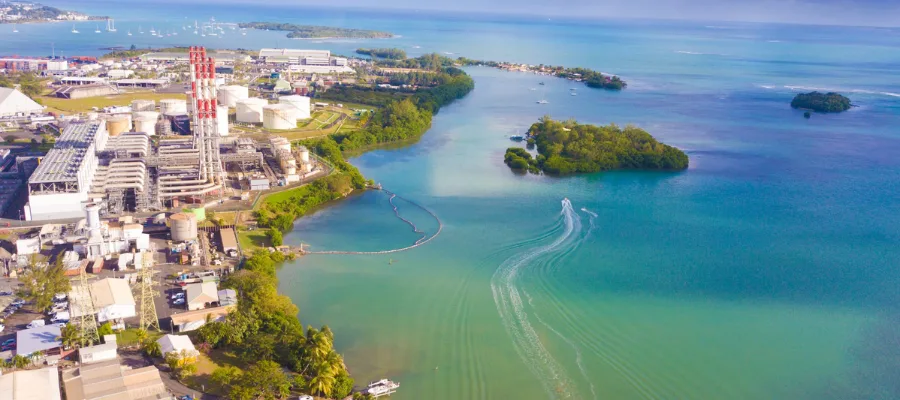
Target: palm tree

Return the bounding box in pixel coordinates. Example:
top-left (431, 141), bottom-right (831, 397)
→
top-left (307, 371), bottom-right (336, 397)
top-left (11, 355), bottom-right (29, 369)
top-left (58, 324), bottom-right (82, 350)
top-left (305, 328), bottom-right (331, 363)
top-left (135, 328), bottom-right (149, 346)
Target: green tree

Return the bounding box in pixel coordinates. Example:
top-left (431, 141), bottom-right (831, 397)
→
top-left (232, 360), bottom-right (292, 399)
top-left (211, 365), bottom-right (243, 392)
top-left (143, 340), bottom-right (162, 358)
top-left (3, 135), bottom-right (16, 144)
top-left (11, 355), bottom-right (29, 370)
top-left (17, 258), bottom-right (71, 312)
top-left (307, 371), bottom-right (336, 398)
top-left (331, 370), bottom-right (354, 399)
top-left (97, 322), bottom-right (114, 337)
top-left (266, 229), bottom-right (283, 247)
top-left (57, 324), bottom-right (81, 350)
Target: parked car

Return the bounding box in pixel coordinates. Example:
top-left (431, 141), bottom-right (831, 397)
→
top-left (26, 319), bottom-right (45, 329)
top-left (170, 292), bottom-right (185, 299)
top-left (2, 339), bottom-right (15, 346)
top-left (11, 299), bottom-right (24, 307)
top-left (0, 344), bottom-right (12, 352)
top-left (0, 324), bottom-right (4, 333)
top-left (51, 312), bottom-right (70, 323)
top-left (0, 291), bottom-right (12, 296)
top-left (173, 298), bottom-right (185, 305)
top-left (53, 293), bottom-right (67, 301)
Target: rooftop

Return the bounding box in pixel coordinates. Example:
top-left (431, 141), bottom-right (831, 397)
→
top-left (29, 121), bottom-right (104, 185)
top-left (0, 367), bottom-right (62, 400)
top-left (61, 359), bottom-right (168, 400)
top-left (16, 324), bottom-right (62, 355)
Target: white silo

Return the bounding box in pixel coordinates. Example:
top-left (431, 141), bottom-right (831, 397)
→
top-left (131, 99), bottom-right (155, 112)
top-left (236, 98), bottom-right (267, 123)
top-left (263, 104), bottom-right (297, 130)
top-left (297, 145), bottom-right (310, 163)
top-left (85, 203), bottom-right (102, 238)
top-left (105, 114), bottom-right (132, 136)
top-left (133, 111), bottom-right (159, 134)
top-left (159, 98), bottom-right (187, 115)
top-left (217, 105), bottom-right (229, 136)
top-left (279, 95), bottom-right (311, 120)
top-left (218, 85), bottom-right (249, 107)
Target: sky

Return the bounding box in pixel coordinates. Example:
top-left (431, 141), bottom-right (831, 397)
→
top-left (69, 0), bottom-right (900, 27)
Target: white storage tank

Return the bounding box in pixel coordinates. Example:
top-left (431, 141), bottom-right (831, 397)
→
top-left (217, 105), bottom-right (229, 136)
top-left (236, 98), bottom-right (267, 123)
top-left (297, 145), bottom-right (310, 163)
top-left (84, 203), bottom-right (102, 237)
top-left (159, 99), bottom-right (187, 115)
top-left (218, 85), bottom-right (249, 107)
top-left (131, 99), bottom-right (155, 112)
top-left (279, 95), bottom-right (311, 120)
top-left (133, 111), bottom-right (159, 134)
top-left (262, 104), bottom-right (297, 130)
top-left (169, 212), bottom-right (198, 242)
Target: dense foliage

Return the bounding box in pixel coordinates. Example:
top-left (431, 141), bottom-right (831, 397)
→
top-left (376, 53), bottom-right (457, 70)
top-left (457, 58), bottom-right (627, 90)
top-left (196, 250), bottom-right (352, 399)
top-left (0, 73), bottom-right (45, 99)
top-left (239, 22), bottom-right (393, 38)
top-left (506, 117), bottom-right (689, 174)
top-left (319, 86), bottom-right (413, 107)
top-left (16, 257), bottom-right (71, 312)
top-left (1, 3), bottom-right (99, 22)
top-left (356, 48), bottom-right (407, 60)
top-left (790, 91), bottom-right (851, 113)
top-left (328, 66), bottom-right (474, 152)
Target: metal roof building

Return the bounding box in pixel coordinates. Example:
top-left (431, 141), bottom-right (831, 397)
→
top-left (258, 48), bottom-right (330, 64)
top-left (0, 367), bottom-right (62, 400)
top-left (24, 121), bottom-right (108, 221)
top-left (185, 282), bottom-right (218, 311)
top-left (69, 278), bottom-right (136, 323)
top-left (16, 324), bottom-right (62, 356)
top-left (0, 87), bottom-right (44, 117)
top-left (61, 359), bottom-right (169, 400)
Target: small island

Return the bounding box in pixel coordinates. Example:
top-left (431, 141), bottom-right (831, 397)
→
top-left (504, 117), bottom-right (688, 174)
top-left (791, 91), bottom-right (851, 113)
top-left (356, 47), bottom-right (407, 60)
top-left (239, 22), bottom-right (393, 39)
top-left (0, 2), bottom-right (105, 23)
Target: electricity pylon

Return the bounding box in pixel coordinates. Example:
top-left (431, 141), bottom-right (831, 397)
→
top-left (75, 268), bottom-right (99, 346)
top-left (138, 247), bottom-right (160, 332)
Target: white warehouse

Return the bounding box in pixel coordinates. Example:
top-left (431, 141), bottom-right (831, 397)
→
top-left (69, 277), bottom-right (136, 328)
top-left (24, 121), bottom-right (108, 221)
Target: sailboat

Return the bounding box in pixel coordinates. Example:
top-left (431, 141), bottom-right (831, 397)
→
top-left (127, 30), bottom-right (132, 36)
top-left (12, 23), bottom-right (17, 33)
top-left (71, 24), bottom-right (79, 34)
top-left (94, 24), bottom-right (101, 33)
top-left (138, 25), bottom-right (144, 34)
top-left (149, 26), bottom-right (156, 35)
top-left (106, 18), bottom-right (116, 32)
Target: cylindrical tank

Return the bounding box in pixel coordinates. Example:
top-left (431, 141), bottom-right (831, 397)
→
top-left (169, 213), bottom-right (198, 242)
top-left (105, 114), bottom-right (132, 137)
top-left (131, 99), bottom-right (155, 112)
top-left (217, 85), bottom-right (249, 107)
top-left (216, 105), bottom-right (229, 137)
top-left (236, 98), bottom-right (267, 123)
top-left (86, 112), bottom-right (99, 121)
top-left (132, 111), bottom-right (159, 135)
top-left (278, 95), bottom-right (311, 120)
top-left (85, 203), bottom-right (101, 237)
top-left (297, 145), bottom-right (310, 163)
top-left (188, 206), bottom-right (206, 222)
top-left (159, 99), bottom-right (187, 115)
top-left (262, 104), bottom-right (297, 130)
top-left (284, 165), bottom-right (296, 175)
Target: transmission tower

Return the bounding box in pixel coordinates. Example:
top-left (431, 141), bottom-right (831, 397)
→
top-left (75, 268), bottom-right (99, 346)
top-left (138, 248), bottom-right (160, 332)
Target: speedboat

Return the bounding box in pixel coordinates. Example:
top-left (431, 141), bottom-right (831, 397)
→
top-left (536, 100), bottom-right (549, 104)
top-left (366, 379), bottom-right (399, 397)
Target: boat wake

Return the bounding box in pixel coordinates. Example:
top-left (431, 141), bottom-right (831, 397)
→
top-left (491, 199), bottom-right (585, 399)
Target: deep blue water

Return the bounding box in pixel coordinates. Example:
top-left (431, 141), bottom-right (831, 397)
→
top-left (5, 3), bottom-right (900, 398)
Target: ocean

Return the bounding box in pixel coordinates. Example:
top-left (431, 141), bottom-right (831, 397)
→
top-left (7, 2), bottom-right (900, 398)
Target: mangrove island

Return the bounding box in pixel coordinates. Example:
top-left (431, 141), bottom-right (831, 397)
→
top-left (791, 91), bottom-right (851, 113)
top-left (239, 22), bottom-right (394, 39)
top-left (505, 117), bottom-right (689, 174)
top-left (458, 58), bottom-right (627, 90)
top-left (356, 48), bottom-right (407, 60)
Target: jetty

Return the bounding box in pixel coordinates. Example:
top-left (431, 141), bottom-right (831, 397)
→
top-left (366, 379), bottom-right (400, 398)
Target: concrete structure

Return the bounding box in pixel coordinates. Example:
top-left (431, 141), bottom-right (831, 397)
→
top-left (262, 104), bottom-right (297, 130)
top-left (62, 359), bottom-right (169, 400)
top-left (217, 85), bottom-right (248, 107)
top-left (131, 99), bottom-right (155, 112)
top-left (54, 84), bottom-right (118, 99)
top-left (112, 78), bottom-right (169, 89)
top-left (69, 278), bottom-right (136, 326)
top-left (185, 282), bottom-right (218, 311)
top-left (217, 105), bottom-right (229, 137)
top-left (219, 228), bottom-right (238, 253)
top-left (139, 51), bottom-right (250, 63)
top-left (169, 212), bottom-right (198, 242)
top-left (107, 69), bottom-right (134, 79)
top-left (24, 122), bottom-right (108, 221)
top-left (249, 177), bottom-right (270, 191)
top-left (156, 334), bottom-right (198, 360)
top-left (105, 114), bottom-right (132, 136)
top-left (217, 289), bottom-right (237, 306)
top-left (235, 97), bottom-right (267, 123)
top-left (170, 305), bottom-right (232, 332)
top-left (0, 367), bottom-right (62, 400)
top-left (78, 334), bottom-right (118, 365)
top-left (57, 77), bottom-right (107, 86)
top-left (16, 324), bottom-right (62, 356)
top-left (0, 87), bottom-right (44, 117)
top-left (258, 48), bottom-right (330, 64)
top-left (279, 95), bottom-right (311, 120)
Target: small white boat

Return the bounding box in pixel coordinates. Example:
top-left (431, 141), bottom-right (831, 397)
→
top-left (537, 99), bottom-right (549, 104)
top-left (366, 379), bottom-right (399, 398)
top-left (127, 30), bottom-right (132, 36)
top-left (138, 25), bottom-right (144, 34)
top-left (94, 25), bottom-right (101, 33)
top-left (12, 23), bottom-right (17, 33)
top-left (570, 92), bottom-right (577, 96)
top-left (71, 24), bottom-right (79, 34)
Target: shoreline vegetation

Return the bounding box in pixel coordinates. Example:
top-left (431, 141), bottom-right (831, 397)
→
top-left (0, 2), bottom-right (105, 24)
top-left (356, 47), bottom-right (407, 60)
top-left (504, 117), bottom-right (689, 174)
top-left (457, 57), bottom-right (627, 90)
top-left (239, 22), bottom-right (394, 39)
top-left (790, 91), bottom-right (851, 113)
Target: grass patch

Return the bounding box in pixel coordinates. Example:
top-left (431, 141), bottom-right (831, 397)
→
top-left (116, 328), bottom-right (163, 347)
top-left (183, 349), bottom-right (243, 396)
top-left (40, 92), bottom-right (187, 113)
top-left (237, 228), bottom-right (271, 252)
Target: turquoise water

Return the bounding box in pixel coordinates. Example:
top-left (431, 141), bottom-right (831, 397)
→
top-left (7, 3), bottom-right (900, 398)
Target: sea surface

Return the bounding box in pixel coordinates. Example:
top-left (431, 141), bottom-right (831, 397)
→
top-left (7, 3), bottom-right (900, 399)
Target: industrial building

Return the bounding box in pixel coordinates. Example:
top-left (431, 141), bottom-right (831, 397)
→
top-left (139, 51), bottom-right (250, 63)
top-left (170, 305), bottom-right (232, 332)
top-left (54, 83), bottom-right (119, 99)
top-left (0, 87), bottom-right (45, 117)
top-left (258, 48), bottom-right (330, 64)
top-left (69, 277), bottom-right (137, 329)
top-left (0, 367), bottom-right (62, 400)
top-left (61, 359), bottom-right (169, 400)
